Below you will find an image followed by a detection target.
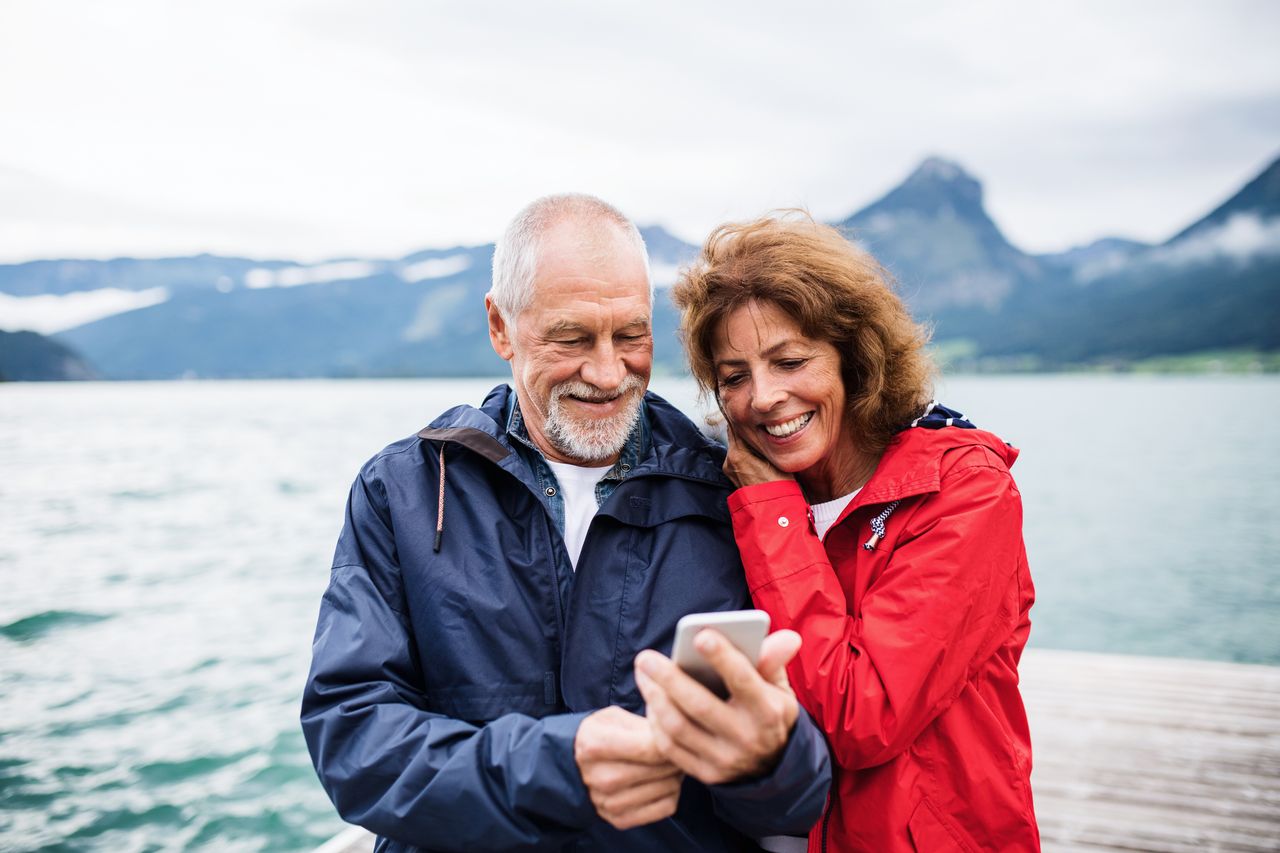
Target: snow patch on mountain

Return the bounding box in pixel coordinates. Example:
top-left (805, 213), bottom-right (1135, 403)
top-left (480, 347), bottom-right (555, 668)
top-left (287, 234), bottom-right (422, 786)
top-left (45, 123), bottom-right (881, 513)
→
top-left (244, 261), bottom-right (382, 289)
top-left (399, 256), bottom-right (472, 283)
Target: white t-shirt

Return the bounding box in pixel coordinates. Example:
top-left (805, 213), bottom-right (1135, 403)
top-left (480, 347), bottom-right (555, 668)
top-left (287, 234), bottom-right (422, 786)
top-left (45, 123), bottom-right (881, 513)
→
top-left (544, 459), bottom-right (613, 569)
top-left (810, 488), bottom-right (861, 541)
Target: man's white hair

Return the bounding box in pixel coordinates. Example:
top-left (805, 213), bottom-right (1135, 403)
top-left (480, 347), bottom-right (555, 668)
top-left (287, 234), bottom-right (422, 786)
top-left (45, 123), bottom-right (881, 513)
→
top-left (489, 193), bottom-right (652, 329)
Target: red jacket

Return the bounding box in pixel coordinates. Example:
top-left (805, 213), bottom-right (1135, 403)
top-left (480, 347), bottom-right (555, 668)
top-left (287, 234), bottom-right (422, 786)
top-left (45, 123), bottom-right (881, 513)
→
top-left (728, 425), bottom-right (1038, 852)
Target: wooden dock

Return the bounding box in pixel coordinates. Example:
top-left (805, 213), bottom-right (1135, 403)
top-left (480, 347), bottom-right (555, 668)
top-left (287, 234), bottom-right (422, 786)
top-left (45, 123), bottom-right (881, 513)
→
top-left (316, 648), bottom-right (1280, 852)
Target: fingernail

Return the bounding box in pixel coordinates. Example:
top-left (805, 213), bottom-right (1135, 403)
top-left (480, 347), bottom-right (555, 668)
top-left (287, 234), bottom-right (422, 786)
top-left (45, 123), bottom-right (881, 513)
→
top-left (636, 650), bottom-right (657, 675)
top-left (695, 631), bottom-right (717, 653)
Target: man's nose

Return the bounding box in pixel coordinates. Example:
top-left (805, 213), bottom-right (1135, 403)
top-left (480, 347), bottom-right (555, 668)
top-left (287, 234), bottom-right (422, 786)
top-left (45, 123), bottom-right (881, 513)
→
top-left (580, 341), bottom-right (627, 391)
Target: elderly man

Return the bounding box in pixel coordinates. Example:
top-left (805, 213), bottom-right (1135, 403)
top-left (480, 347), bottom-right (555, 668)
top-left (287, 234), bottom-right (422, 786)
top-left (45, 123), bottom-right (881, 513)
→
top-left (301, 194), bottom-right (830, 852)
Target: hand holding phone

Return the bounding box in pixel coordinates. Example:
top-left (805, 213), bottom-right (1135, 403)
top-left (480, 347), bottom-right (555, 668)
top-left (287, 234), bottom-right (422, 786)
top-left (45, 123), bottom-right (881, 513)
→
top-left (634, 611), bottom-right (801, 785)
top-left (671, 609), bottom-right (770, 699)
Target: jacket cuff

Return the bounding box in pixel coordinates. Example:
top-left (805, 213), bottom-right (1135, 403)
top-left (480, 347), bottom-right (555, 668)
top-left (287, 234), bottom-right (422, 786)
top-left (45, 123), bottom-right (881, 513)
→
top-left (539, 710), bottom-right (598, 827)
top-left (709, 707), bottom-right (831, 835)
top-left (727, 479), bottom-right (807, 513)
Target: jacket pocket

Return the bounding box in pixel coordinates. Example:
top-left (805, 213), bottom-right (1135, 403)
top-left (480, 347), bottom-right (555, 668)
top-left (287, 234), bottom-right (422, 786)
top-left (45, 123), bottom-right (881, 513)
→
top-left (907, 797), bottom-right (977, 853)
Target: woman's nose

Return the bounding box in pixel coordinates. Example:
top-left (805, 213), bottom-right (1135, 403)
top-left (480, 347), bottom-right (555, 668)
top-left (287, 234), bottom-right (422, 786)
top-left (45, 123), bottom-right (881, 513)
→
top-left (750, 375), bottom-right (785, 412)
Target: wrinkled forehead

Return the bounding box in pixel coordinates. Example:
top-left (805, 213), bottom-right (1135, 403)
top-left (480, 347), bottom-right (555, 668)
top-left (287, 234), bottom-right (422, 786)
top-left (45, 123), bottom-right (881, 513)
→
top-left (527, 222), bottom-right (650, 305)
top-left (537, 217), bottom-right (645, 268)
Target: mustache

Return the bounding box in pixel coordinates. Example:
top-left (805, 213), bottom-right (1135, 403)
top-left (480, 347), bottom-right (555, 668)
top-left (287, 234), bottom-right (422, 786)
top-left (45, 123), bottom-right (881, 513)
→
top-left (550, 374), bottom-right (645, 404)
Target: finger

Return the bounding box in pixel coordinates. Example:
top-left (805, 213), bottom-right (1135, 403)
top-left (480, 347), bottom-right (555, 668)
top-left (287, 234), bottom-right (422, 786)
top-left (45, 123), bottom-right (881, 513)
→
top-left (756, 629), bottom-right (802, 689)
top-left (636, 649), bottom-right (735, 735)
top-left (584, 758), bottom-right (683, 795)
top-left (729, 424), bottom-right (770, 463)
top-left (598, 780), bottom-right (683, 831)
top-left (592, 767), bottom-right (683, 811)
top-left (578, 707), bottom-right (665, 765)
top-left (640, 665), bottom-right (735, 765)
top-left (645, 715), bottom-right (737, 786)
top-left (694, 628), bottom-right (769, 705)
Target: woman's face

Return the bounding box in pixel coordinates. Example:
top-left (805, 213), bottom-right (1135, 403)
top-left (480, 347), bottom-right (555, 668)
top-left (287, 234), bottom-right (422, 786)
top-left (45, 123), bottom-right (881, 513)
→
top-left (712, 300), bottom-right (861, 498)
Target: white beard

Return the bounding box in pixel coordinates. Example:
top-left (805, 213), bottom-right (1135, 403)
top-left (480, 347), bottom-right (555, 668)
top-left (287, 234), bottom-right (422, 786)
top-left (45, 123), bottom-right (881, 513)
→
top-left (544, 374), bottom-right (645, 463)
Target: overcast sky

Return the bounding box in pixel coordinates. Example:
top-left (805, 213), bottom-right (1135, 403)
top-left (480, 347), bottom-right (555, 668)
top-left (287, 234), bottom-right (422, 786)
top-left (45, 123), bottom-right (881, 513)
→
top-left (2, 0), bottom-right (1277, 263)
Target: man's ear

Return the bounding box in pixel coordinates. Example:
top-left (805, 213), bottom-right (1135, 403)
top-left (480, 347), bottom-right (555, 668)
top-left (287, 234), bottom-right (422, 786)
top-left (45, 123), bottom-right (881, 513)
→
top-left (486, 296), bottom-right (515, 361)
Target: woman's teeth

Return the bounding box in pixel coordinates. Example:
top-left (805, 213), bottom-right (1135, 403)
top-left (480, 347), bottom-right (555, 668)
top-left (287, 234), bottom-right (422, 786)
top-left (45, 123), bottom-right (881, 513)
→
top-left (763, 412), bottom-right (812, 437)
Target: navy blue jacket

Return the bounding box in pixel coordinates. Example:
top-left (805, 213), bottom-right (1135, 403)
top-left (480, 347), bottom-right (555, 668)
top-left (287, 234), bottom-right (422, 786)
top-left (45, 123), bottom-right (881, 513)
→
top-left (301, 385), bottom-right (831, 852)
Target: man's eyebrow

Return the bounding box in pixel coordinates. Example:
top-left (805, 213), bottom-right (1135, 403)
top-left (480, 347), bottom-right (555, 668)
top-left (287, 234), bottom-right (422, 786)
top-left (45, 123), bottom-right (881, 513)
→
top-left (543, 320), bottom-right (590, 337)
top-left (617, 317), bottom-right (652, 332)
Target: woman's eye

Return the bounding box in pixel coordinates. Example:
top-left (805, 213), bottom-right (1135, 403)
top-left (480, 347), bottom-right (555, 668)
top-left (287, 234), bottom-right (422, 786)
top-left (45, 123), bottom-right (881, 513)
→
top-left (719, 373), bottom-right (747, 388)
top-left (779, 359), bottom-right (807, 370)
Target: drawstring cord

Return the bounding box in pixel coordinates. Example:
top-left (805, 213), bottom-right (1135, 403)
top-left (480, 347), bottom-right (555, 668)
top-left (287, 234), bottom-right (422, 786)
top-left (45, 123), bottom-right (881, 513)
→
top-left (433, 446), bottom-right (446, 553)
top-left (863, 499), bottom-right (900, 551)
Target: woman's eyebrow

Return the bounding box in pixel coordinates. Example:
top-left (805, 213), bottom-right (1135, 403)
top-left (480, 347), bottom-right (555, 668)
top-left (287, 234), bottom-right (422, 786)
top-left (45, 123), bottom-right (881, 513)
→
top-left (716, 339), bottom-right (801, 368)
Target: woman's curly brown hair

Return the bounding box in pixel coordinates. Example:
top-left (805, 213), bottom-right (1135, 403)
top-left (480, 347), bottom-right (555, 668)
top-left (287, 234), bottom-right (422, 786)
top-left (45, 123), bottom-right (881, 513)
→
top-left (671, 211), bottom-right (935, 453)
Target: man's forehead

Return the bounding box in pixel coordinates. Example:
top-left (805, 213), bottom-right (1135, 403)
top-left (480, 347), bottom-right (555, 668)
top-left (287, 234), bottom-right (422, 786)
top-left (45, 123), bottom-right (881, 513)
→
top-left (536, 220), bottom-right (645, 273)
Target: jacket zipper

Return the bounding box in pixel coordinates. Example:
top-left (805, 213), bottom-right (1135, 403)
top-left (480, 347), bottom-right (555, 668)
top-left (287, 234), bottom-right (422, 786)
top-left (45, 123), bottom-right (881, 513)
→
top-left (820, 794), bottom-right (833, 852)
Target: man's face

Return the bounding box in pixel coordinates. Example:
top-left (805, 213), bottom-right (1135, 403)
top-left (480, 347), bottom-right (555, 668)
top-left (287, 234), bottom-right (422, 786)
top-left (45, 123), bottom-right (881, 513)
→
top-left (487, 220), bottom-right (653, 465)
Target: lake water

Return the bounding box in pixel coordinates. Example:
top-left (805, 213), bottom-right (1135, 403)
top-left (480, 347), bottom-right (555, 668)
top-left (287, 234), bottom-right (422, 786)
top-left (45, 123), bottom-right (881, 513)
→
top-left (1, 376), bottom-right (1278, 852)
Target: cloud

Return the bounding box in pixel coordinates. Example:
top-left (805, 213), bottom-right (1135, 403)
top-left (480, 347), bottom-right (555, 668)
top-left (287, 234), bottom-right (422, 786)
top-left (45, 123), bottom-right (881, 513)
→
top-left (0, 288), bottom-right (169, 334)
top-left (0, 0), bottom-right (1277, 260)
top-left (1150, 213), bottom-right (1280, 267)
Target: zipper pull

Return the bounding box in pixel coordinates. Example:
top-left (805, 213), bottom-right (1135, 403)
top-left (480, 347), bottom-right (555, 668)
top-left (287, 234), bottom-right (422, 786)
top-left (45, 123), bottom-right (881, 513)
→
top-left (863, 499), bottom-right (901, 551)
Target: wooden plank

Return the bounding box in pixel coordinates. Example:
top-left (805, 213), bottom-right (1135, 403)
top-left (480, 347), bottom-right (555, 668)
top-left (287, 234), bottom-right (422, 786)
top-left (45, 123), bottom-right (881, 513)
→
top-left (1024, 648), bottom-right (1280, 852)
top-left (314, 649), bottom-right (1280, 852)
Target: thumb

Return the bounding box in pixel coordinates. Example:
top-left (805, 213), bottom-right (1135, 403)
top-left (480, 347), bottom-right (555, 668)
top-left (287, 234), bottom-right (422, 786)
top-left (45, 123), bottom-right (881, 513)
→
top-left (756, 629), bottom-right (801, 688)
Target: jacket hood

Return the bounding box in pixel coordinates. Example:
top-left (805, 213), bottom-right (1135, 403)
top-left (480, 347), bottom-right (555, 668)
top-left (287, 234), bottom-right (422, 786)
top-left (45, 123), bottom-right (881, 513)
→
top-left (857, 405), bottom-right (1018, 508)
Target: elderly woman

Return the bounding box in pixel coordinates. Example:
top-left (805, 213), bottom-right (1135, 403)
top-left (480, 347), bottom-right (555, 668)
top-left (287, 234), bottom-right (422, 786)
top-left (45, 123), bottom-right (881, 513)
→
top-left (669, 215), bottom-right (1039, 852)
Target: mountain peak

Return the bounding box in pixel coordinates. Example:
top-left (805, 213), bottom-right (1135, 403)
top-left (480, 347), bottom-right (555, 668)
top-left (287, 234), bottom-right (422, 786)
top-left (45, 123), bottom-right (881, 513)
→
top-left (837, 157), bottom-right (1033, 313)
top-left (842, 155), bottom-right (990, 229)
top-left (908, 156), bottom-right (970, 184)
top-left (896, 156), bottom-right (984, 208)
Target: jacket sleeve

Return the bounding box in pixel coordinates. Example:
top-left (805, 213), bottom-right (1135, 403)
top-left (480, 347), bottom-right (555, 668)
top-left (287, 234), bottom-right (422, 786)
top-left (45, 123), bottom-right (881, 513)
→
top-left (706, 706), bottom-right (832, 837)
top-left (300, 469), bottom-right (597, 851)
top-left (727, 449), bottom-right (1025, 771)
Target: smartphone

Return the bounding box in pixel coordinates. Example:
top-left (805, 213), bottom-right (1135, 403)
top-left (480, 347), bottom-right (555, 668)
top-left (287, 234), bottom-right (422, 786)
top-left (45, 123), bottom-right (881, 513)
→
top-left (671, 609), bottom-right (771, 699)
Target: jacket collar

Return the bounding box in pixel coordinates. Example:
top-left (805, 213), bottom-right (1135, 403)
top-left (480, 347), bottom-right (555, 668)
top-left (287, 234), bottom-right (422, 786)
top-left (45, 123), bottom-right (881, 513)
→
top-left (417, 384), bottom-right (729, 488)
top-left (850, 422), bottom-right (1019, 512)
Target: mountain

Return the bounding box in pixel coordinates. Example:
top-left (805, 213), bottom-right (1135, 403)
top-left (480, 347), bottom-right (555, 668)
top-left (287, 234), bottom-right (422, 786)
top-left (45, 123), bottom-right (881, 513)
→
top-left (0, 254), bottom-right (297, 298)
top-left (1038, 237), bottom-right (1152, 284)
top-left (838, 157), bottom-right (1047, 313)
top-left (55, 246), bottom-right (501, 379)
top-left (960, 155), bottom-right (1280, 364)
top-left (1168, 154), bottom-right (1280, 242)
top-left (0, 154), bottom-right (1273, 378)
top-left (0, 330), bottom-right (96, 381)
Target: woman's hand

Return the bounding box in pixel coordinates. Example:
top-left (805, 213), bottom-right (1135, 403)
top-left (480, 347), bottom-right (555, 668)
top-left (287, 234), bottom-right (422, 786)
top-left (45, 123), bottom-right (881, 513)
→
top-left (723, 426), bottom-right (792, 489)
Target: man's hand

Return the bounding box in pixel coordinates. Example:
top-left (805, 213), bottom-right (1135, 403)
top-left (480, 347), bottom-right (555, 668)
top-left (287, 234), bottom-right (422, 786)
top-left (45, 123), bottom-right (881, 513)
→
top-left (634, 628), bottom-right (802, 785)
top-left (574, 706), bottom-right (684, 830)
top-left (722, 426), bottom-right (792, 489)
